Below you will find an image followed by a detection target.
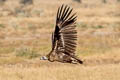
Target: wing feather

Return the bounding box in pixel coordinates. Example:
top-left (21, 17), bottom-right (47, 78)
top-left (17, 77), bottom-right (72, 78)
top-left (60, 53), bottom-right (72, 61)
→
top-left (52, 5), bottom-right (77, 56)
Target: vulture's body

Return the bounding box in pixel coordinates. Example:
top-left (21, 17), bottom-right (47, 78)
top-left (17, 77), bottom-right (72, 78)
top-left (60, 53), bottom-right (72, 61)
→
top-left (41, 5), bottom-right (83, 64)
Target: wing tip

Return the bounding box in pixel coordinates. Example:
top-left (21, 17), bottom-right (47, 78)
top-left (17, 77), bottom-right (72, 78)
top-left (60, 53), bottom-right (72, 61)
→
top-left (56, 4), bottom-right (76, 22)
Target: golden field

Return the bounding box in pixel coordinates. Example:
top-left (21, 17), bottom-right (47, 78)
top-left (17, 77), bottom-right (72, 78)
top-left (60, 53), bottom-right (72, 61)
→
top-left (0, 0), bottom-right (120, 80)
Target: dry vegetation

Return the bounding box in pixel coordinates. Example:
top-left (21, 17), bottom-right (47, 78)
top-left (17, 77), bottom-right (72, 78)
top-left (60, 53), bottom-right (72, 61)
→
top-left (0, 0), bottom-right (120, 80)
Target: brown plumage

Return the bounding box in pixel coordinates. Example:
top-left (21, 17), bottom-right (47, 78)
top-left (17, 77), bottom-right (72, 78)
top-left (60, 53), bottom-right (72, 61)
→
top-left (41, 4), bottom-right (83, 64)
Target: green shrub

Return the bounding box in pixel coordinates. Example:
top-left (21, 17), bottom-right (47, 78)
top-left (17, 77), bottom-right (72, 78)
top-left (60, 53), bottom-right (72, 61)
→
top-left (16, 47), bottom-right (40, 59)
top-left (0, 24), bottom-right (5, 29)
top-left (92, 25), bottom-right (104, 29)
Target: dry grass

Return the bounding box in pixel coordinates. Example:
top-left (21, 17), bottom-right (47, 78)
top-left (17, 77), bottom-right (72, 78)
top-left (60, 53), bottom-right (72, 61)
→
top-left (0, 62), bottom-right (120, 80)
top-left (0, 0), bottom-right (120, 80)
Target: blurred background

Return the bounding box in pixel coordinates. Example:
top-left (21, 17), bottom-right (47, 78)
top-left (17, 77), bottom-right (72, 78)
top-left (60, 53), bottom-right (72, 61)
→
top-left (0, 0), bottom-right (120, 64)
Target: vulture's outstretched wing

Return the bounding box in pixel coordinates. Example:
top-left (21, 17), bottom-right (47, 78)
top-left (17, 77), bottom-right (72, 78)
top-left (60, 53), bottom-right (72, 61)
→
top-left (41, 5), bottom-right (83, 64)
top-left (52, 5), bottom-right (78, 58)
